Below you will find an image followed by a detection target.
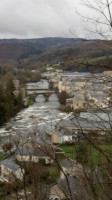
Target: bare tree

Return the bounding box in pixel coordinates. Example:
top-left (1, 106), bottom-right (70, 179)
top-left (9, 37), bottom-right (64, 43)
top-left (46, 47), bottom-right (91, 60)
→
top-left (78, 0), bottom-right (112, 40)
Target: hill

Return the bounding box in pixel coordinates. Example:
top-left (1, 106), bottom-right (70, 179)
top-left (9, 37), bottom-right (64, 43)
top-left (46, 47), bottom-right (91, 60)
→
top-left (0, 37), bottom-right (112, 72)
top-left (21, 40), bottom-right (112, 72)
top-left (0, 37), bottom-right (96, 61)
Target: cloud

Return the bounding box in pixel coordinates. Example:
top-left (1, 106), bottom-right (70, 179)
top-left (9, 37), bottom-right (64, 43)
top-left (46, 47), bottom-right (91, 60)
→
top-left (0, 0), bottom-right (90, 39)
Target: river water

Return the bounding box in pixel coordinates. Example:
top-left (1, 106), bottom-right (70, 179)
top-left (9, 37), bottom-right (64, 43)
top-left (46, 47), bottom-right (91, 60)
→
top-left (0, 80), bottom-right (68, 153)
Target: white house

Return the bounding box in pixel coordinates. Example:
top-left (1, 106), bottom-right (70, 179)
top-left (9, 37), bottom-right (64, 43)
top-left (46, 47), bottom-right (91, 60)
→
top-left (0, 157), bottom-right (24, 183)
top-left (15, 145), bottom-right (55, 164)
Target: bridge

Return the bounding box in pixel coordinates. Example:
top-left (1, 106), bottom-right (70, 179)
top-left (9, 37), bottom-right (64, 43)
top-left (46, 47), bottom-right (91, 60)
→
top-left (26, 89), bottom-right (55, 101)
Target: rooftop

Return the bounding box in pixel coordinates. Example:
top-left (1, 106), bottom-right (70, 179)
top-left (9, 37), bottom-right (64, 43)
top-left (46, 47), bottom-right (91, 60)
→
top-left (0, 156), bottom-right (20, 171)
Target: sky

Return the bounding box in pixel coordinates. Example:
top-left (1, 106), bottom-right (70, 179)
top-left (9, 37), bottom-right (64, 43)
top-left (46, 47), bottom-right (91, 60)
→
top-left (0, 0), bottom-right (103, 39)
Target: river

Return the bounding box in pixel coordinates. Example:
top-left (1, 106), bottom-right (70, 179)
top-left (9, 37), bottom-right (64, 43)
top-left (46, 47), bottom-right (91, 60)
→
top-left (0, 80), bottom-right (69, 153)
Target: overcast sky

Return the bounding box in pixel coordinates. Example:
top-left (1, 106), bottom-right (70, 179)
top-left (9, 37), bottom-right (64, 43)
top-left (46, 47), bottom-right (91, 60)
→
top-left (0, 0), bottom-right (98, 39)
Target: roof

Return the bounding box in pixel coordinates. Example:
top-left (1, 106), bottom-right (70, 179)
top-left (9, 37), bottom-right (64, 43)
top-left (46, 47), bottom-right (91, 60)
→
top-left (90, 93), bottom-right (109, 98)
top-left (47, 130), bottom-right (65, 138)
top-left (56, 116), bottom-right (111, 130)
top-left (57, 176), bottom-right (89, 200)
top-left (15, 147), bottom-right (34, 156)
top-left (61, 159), bottom-right (84, 176)
top-left (0, 156), bottom-right (20, 171)
top-left (73, 96), bottom-right (86, 102)
top-left (15, 145), bottom-right (55, 158)
top-left (34, 145), bottom-right (55, 157)
top-left (60, 72), bottom-right (90, 77)
top-left (80, 112), bottom-right (112, 122)
top-left (61, 158), bottom-right (76, 168)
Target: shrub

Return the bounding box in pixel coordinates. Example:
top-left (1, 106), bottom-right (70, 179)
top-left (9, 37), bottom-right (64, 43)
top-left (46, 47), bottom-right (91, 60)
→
top-left (38, 158), bottom-right (46, 165)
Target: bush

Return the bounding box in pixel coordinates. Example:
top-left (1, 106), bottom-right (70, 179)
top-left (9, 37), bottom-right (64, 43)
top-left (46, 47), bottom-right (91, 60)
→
top-left (58, 91), bottom-right (69, 105)
top-left (49, 168), bottom-right (60, 182)
top-left (38, 158), bottom-right (46, 165)
top-left (28, 99), bottom-right (34, 106)
top-left (59, 105), bottom-right (72, 113)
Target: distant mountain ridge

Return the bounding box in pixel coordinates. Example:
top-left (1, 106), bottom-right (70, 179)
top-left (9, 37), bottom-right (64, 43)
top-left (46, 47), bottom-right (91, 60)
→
top-left (0, 37), bottom-right (97, 61)
top-left (0, 37), bottom-right (97, 48)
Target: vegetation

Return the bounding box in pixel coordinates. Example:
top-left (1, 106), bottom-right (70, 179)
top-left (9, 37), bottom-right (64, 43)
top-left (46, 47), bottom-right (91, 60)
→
top-left (58, 91), bottom-right (69, 105)
top-left (0, 78), bottom-right (24, 126)
top-left (58, 105), bottom-right (73, 113)
top-left (0, 154), bottom-right (10, 161)
top-left (60, 144), bottom-right (112, 166)
top-left (87, 55), bottom-right (112, 63)
top-left (2, 143), bottom-right (13, 154)
top-left (28, 99), bottom-right (34, 106)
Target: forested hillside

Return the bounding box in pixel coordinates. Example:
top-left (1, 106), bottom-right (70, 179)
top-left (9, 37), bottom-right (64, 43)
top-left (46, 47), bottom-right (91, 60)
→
top-left (0, 37), bottom-right (112, 72)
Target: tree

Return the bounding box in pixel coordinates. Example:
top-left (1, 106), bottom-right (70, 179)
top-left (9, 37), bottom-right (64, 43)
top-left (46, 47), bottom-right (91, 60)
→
top-left (78, 0), bottom-right (112, 40)
top-left (76, 140), bottom-right (88, 164)
top-left (2, 142), bottom-right (13, 154)
top-left (58, 91), bottom-right (69, 105)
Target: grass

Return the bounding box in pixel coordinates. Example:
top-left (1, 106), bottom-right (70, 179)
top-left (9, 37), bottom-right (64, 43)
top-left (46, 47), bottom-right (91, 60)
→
top-left (75, 55), bottom-right (112, 64)
top-left (49, 167), bottom-right (60, 182)
top-left (0, 154), bottom-right (10, 161)
top-left (0, 151), bottom-right (15, 162)
top-left (60, 145), bottom-right (75, 152)
top-left (88, 145), bottom-right (112, 165)
top-left (58, 106), bottom-right (73, 113)
top-left (28, 99), bottom-right (34, 106)
top-left (60, 145), bottom-right (77, 160)
top-left (86, 55), bottom-right (112, 63)
top-left (60, 144), bottom-right (112, 166)
top-left (87, 55), bottom-right (112, 62)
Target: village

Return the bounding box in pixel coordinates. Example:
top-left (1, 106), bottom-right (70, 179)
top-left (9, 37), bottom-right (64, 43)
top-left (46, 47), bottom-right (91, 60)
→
top-left (0, 65), bottom-right (112, 200)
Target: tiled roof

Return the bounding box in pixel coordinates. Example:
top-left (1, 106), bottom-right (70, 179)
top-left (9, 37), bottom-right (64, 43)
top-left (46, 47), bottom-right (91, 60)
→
top-left (56, 116), bottom-right (111, 130)
top-left (0, 156), bottom-right (20, 171)
top-left (15, 145), bottom-right (55, 157)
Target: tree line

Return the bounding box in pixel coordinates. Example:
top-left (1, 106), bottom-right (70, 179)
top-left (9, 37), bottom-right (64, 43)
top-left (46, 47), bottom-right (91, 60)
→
top-left (0, 78), bottom-right (23, 126)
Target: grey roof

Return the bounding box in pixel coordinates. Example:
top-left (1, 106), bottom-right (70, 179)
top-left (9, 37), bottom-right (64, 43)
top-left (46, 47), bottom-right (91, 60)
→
top-left (56, 116), bottom-right (111, 130)
top-left (60, 72), bottom-right (90, 77)
top-left (73, 79), bottom-right (86, 82)
top-left (15, 145), bottom-right (55, 157)
top-left (0, 156), bottom-right (20, 171)
top-left (15, 147), bottom-right (34, 155)
top-left (73, 96), bottom-right (86, 102)
top-left (90, 93), bottom-right (109, 98)
top-left (63, 82), bottom-right (75, 87)
top-left (61, 158), bottom-right (77, 168)
top-left (106, 82), bottom-right (112, 87)
top-left (58, 176), bottom-right (89, 200)
top-left (80, 112), bottom-right (112, 122)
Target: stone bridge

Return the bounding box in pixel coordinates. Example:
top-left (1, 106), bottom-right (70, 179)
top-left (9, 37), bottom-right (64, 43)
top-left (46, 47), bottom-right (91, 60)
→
top-left (26, 89), bottom-right (55, 101)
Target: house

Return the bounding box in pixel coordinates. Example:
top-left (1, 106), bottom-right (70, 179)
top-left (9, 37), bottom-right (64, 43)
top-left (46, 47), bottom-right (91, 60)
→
top-left (15, 145), bottom-right (55, 164)
top-left (103, 71), bottom-right (112, 76)
top-left (47, 130), bottom-right (73, 145)
top-left (63, 82), bottom-right (75, 95)
top-left (0, 157), bottom-right (24, 183)
top-left (55, 116), bottom-right (111, 139)
top-left (46, 131), bottom-right (62, 145)
top-left (88, 93), bottom-right (110, 108)
top-left (72, 96), bottom-right (87, 111)
top-left (50, 175), bottom-right (89, 200)
top-left (80, 112), bottom-right (112, 122)
top-left (66, 98), bottom-right (73, 108)
top-left (60, 158), bottom-right (83, 179)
